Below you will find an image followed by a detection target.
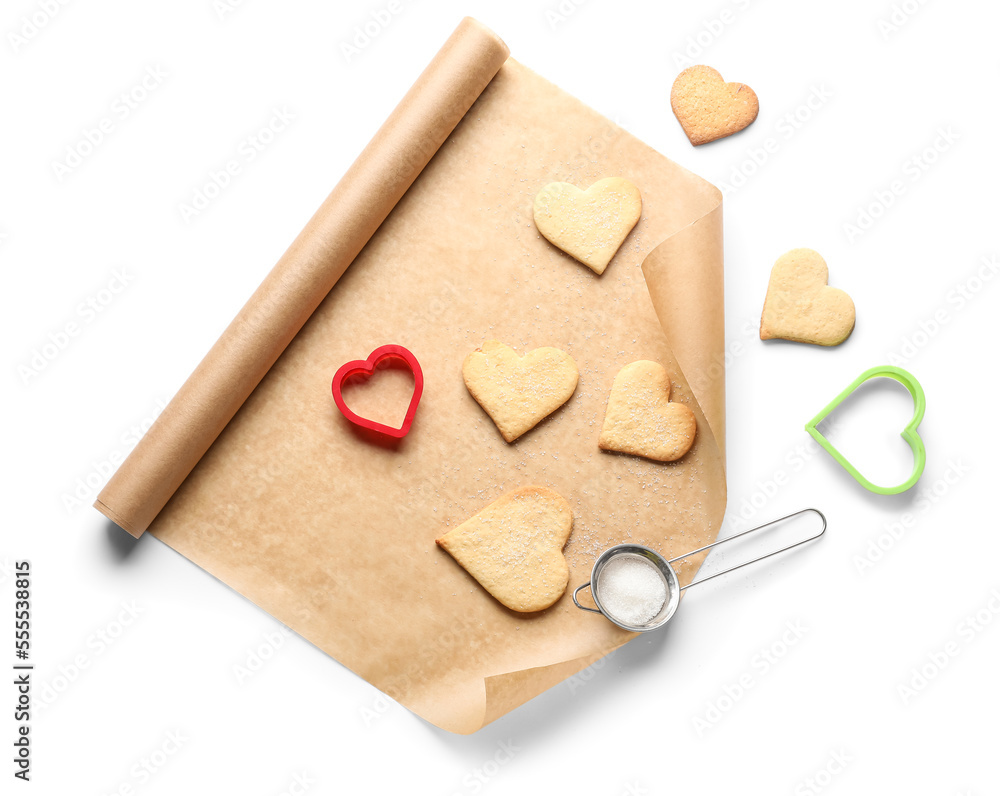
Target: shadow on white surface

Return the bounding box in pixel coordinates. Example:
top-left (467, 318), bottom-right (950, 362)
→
top-left (103, 518), bottom-right (143, 561)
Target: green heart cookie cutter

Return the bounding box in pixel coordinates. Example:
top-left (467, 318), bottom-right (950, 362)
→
top-left (805, 365), bottom-right (926, 495)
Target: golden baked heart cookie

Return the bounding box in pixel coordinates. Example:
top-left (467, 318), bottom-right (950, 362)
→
top-left (532, 177), bottom-right (642, 274)
top-left (760, 248), bottom-right (855, 346)
top-left (670, 65), bottom-right (759, 146)
top-left (598, 360), bottom-right (697, 462)
top-left (435, 486), bottom-right (573, 613)
top-left (463, 340), bottom-right (579, 442)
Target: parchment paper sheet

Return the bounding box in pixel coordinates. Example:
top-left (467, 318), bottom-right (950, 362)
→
top-left (96, 18), bottom-right (727, 733)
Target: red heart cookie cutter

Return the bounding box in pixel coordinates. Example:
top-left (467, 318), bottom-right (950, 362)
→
top-left (331, 345), bottom-right (423, 439)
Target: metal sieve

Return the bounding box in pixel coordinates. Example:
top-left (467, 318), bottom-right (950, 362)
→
top-left (572, 508), bottom-right (827, 632)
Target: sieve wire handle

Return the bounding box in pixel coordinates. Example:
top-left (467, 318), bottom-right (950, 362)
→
top-left (671, 508), bottom-right (827, 591)
top-left (572, 582), bottom-right (602, 613)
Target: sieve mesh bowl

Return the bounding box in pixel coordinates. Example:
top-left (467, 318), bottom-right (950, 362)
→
top-left (582, 544), bottom-right (681, 632)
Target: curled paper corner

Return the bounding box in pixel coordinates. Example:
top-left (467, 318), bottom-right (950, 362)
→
top-left (641, 200), bottom-right (726, 460)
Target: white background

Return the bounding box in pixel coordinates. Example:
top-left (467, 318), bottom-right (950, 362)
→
top-left (4, 0), bottom-right (999, 793)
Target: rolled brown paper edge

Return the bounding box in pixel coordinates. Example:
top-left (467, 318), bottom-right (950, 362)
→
top-left (93, 499), bottom-right (142, 539)
top-left (640, 192), bottom-right (726, 463)
top-left (94, 17), bottom-right (511, 538)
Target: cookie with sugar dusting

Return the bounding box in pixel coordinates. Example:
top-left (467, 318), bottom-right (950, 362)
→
top-left (532, 177), bottom-right (642, 274)
top-left (435, 486), bottom-right (573, 613)
top-left (463, 340), bottom-right (579, 442)
top-left (598, 360), bottom-right (696, 462)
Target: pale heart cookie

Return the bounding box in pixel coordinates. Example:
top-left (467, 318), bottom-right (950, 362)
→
top-left (598, 361), bottom-right (697, 462)
top-left (760, 248), bottom-right (856, 346)
top-left (532, 177), bottom-right (642, 274)
top-left (435, 486), bottom-right (573, 613)
top-left (670, 65), bottom-right (759, 146)
top-left (463, 340), bottom-right (579, 442)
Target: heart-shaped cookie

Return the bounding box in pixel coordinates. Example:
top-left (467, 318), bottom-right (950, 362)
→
top-left (760, 248), bottom-right (855, 346)
top-left (532, 177), bottom-right (642, 274)
top-left (670, 65), bottom-right (759, 146)
top-left (436, 486), bottom-right (573, 613)
top-left (598, 360), bottom-right (697, 462)
top-left (463, 340), bottom-right (579, 442)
